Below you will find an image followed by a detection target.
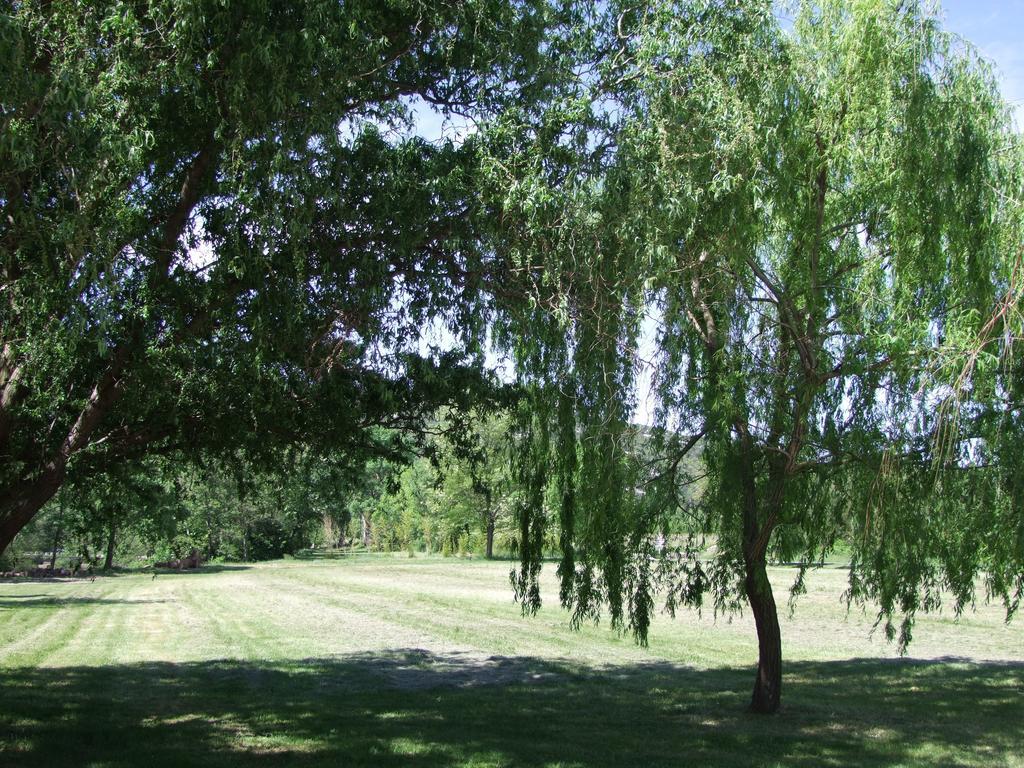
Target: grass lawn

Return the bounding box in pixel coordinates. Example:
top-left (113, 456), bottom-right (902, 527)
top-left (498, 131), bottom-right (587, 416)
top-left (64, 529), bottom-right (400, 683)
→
top-left (1, 553), bottom-right (1022, 767)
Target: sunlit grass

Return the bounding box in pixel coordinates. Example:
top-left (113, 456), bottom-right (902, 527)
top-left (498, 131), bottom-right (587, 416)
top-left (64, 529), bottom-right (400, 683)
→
top-left (1, 554), bottom-right (1021, 767)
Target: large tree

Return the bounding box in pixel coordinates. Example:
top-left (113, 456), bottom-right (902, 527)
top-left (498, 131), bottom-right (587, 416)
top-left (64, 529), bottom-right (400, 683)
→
top-left (488, 0), bottom-right (1023, 713)
top-left (0, 0), bottom-right (556, 554)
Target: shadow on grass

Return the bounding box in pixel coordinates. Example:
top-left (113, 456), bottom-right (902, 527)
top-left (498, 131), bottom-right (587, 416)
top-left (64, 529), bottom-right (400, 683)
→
top-left (0, 576), bottom-right (97, 584)
top-left (0, 596), bottom-right (170, 609)
top-left (1, 651), bottom-right (1020, 768)
top-left (149, 564), bottom-right (253, 575)
top-left (0, 564), bottom-right (254, 583)
top-left (293, 549), bottom-right (351, 560)
top-left (292, 549), bottom-right (563, 564)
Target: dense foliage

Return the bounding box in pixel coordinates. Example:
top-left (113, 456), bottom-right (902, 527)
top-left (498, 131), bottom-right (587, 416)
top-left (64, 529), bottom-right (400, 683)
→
top-left (0, 0), bottom-right (556, 552)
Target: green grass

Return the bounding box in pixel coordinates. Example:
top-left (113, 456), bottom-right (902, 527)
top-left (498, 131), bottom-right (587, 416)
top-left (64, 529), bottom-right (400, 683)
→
top-left (1, 554), bottom-right (1022, 767)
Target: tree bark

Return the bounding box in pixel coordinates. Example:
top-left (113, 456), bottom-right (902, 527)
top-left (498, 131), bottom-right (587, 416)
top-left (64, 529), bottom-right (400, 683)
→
top-left (734, 417), bottom-right (784, 715)
top-left (360, 513), bottom-right (371, 548)
top-left (103, 518), bottom-right (117, 571)
top-left (745, 555), bottom-right (782, 714)
top-left (0, 461), bottom-right (67, 555)
top-left (485, 515), bottom-right (495, 559)
top-left (49, 495), bottom-right (64, 571)
top-left (0, 345), bottom-right (129, 556)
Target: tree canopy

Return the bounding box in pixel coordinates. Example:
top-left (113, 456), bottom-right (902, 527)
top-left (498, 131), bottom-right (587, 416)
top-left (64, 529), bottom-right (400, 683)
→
top-left (0, 0), bottom-right (555, 551)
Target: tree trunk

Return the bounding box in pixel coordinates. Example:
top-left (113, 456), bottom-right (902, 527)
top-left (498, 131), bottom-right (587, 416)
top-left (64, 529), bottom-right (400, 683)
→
top-left (736, 424), bottom-right (784, 715)
top-left (482, 489), bottom-right (495, 559)
top-left (0, 462), bottom-right (67, 556)
top-left (745, 555), bottom-right (782, 714)
top-left (103, 519), bottom-right (117, 571)
top-left (49, 495), bottom-right (64, 571)
top-left (360, 513), bottom-right (371, 548)
top-left (0, 346), bottom-right (132, 558)
top-left (0, 515), bottom-right (25, 559)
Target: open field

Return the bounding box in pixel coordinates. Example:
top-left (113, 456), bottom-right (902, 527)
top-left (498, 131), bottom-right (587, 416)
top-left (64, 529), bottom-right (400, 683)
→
top-left (1, 553), bottom-right (1022, 767)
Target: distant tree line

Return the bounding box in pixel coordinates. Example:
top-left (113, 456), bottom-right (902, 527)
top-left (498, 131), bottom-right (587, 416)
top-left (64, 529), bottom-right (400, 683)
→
top-left (2, 409), bottom-right (708, 571)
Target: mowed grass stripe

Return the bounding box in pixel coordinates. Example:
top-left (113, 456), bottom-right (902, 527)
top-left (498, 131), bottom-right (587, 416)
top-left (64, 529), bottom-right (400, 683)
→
top-left (125, 576), bottom-right (214, 663)
top-left (266, 564), bottom-right (678, 664)
top-left (178, 575), bottom-right (299, 661)
top-left (0, 591), bottom-right (74, 661)
top-left (269, 558), bottom-right (1023, 666)
top-left (57, 577), bottom-right (183, 667)
top-left (265, 564), bottom-right (573, 656)
top-left (0, 580), bottom-right (121, 667)
top-left (250, 565), bottom-right (483, 655)
top-left (273, 561), bottom-right (770, 665)
top-left (172, 569), bottom-right (447, 660)
top-left (2, 561), bottom-right (1018, 670)
top-left (410, 558), bottom-right (1023, 662)
top-left (268, 560), bottom-right (823, 666)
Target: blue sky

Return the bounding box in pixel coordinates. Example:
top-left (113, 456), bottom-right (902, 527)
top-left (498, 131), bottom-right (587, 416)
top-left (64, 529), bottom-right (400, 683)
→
top-left (942, 0), bottom-right (1024, 126)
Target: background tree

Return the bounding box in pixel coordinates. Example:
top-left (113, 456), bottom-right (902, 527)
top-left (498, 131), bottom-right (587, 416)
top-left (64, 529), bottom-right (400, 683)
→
top-left (335, 411), bottom-right (521, 557)
top-left (45, 461), bottom-right (175, 570)
top-left (431, 411), bottom-right (517, 559)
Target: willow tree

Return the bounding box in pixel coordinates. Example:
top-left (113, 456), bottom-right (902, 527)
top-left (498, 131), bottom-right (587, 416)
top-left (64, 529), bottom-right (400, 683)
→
top-left (0, 0), bottom-right (560, 554)
top-left (488, 0), bottom-right (1022, 714)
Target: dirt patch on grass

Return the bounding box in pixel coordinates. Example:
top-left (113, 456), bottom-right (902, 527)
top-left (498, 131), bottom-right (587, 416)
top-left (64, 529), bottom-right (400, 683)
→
top-left (334, 648), bottom-right (564, 691)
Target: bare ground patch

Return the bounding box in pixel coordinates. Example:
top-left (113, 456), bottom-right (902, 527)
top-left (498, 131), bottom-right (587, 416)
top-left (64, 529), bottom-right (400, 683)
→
top-left (332, 648), bottom-right (565, 691)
